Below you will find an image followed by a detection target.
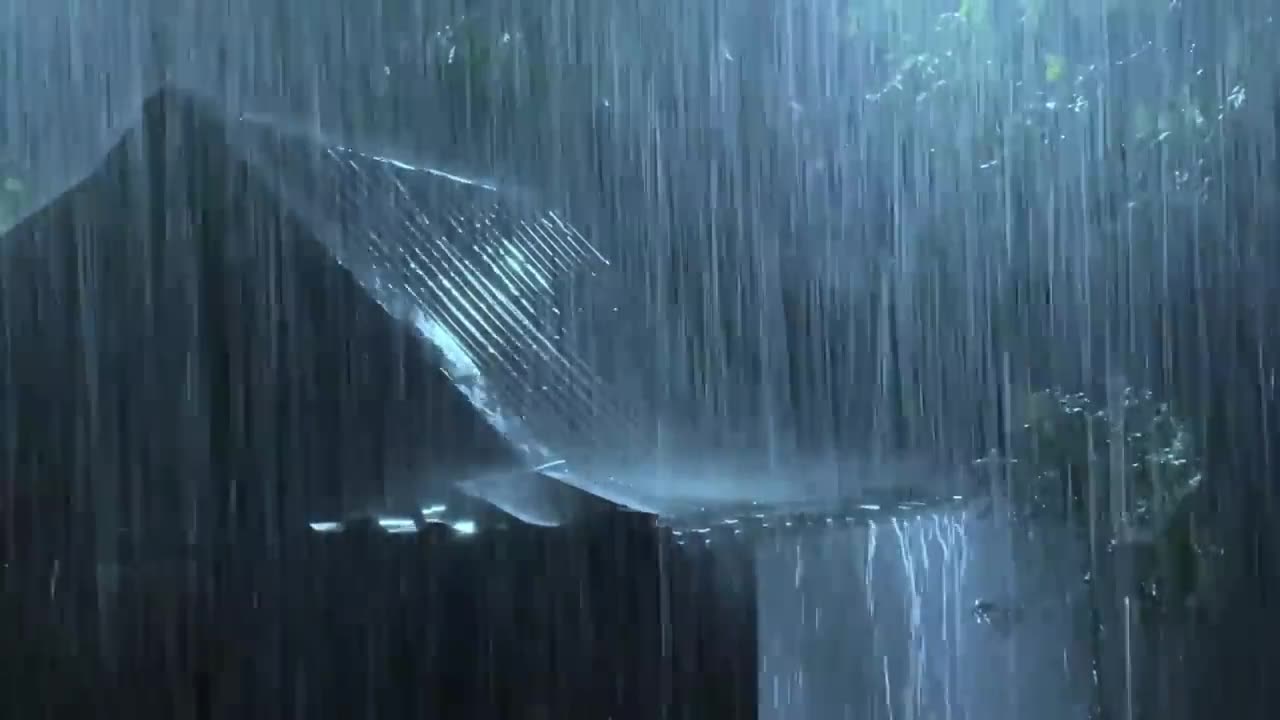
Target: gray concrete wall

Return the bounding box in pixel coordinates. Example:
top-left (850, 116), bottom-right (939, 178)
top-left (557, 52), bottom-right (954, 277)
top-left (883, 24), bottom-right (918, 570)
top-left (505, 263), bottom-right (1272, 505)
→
top-left (756, 509), bottom-right (1094, 720)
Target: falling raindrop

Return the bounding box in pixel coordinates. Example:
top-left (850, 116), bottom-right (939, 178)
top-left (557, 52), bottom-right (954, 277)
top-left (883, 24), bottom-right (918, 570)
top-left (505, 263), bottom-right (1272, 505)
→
top-left (1, 0), bottom-right (1278, 717)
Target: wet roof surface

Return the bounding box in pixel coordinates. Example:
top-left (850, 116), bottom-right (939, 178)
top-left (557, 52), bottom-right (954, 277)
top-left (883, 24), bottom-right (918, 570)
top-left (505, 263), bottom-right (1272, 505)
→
top-left (2, 87), bottom-right (975, 536)
top-left (222, 95), bottom-right (982, 525)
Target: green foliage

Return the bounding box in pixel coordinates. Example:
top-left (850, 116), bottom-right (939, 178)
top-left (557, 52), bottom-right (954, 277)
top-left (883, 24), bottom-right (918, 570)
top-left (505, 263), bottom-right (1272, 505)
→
top-left (843, 0), bottom-right (1251, 210)
top-left (1014, 388), bottom-right (1199, 531)
top-left (988, 386), bottom-right (1217, 616)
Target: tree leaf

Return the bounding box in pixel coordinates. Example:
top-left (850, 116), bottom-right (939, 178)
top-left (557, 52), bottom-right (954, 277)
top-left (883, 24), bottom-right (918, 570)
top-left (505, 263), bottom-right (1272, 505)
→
top-left (1044, 53), bottom-right (1066, 83)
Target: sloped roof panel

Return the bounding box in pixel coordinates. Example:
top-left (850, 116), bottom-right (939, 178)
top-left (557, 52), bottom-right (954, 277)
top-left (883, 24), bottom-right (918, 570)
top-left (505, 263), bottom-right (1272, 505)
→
top-left (226, 113), bottom-right (650, 499)
top-left (221, 109), bottom-right (984, 523)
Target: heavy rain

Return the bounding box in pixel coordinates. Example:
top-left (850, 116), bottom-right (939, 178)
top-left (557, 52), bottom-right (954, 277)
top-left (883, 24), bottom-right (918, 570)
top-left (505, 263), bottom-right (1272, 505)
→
top-left (0, 0), bottom-right (1276, 718)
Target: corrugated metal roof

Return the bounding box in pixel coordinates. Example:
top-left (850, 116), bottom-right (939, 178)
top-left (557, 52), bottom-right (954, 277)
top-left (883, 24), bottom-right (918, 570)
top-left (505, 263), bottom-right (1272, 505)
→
top-left (224, 109), bottom-right (658, 509)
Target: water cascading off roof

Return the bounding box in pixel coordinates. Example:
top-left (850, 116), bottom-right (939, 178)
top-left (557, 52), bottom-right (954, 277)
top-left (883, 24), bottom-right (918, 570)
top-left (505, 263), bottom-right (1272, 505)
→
top-left (750, 506), bottom-right (1093, 720)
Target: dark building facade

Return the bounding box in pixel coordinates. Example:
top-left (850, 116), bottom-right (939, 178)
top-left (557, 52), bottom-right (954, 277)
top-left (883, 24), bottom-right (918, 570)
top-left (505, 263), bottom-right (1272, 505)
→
top-left (0, 87), bottom-right (757, 720)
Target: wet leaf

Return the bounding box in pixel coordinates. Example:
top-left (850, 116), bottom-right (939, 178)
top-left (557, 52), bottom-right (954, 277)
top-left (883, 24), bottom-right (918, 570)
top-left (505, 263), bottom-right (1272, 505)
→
top-left (994, 386), bottom-right (1215, 622)
top-left (1043, 53), bottom-right (1065, 83)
